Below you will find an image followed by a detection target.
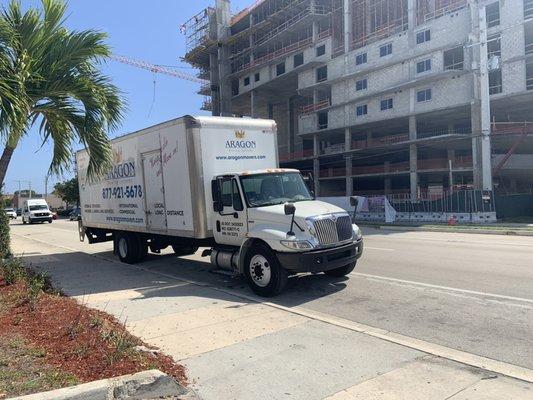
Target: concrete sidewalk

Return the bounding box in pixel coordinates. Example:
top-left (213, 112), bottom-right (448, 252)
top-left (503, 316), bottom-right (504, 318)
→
top-left (11, 231), bottom-right (533, 400)
top-left (357, 222), bottom-right (533, 236)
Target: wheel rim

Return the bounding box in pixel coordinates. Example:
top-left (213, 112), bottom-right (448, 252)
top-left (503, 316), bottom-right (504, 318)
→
top-left (249, 254), bottom-right (271, 288)
top-left (118, 237), bottom-right (128, 259)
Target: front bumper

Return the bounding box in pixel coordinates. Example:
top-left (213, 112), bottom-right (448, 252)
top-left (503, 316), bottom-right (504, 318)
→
top-left (276, 239), bottom-right (363, 273)
top-left (29, 215), bottom-right (52, 221)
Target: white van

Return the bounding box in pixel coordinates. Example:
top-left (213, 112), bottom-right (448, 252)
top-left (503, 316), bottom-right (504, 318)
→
top-left (21, 199), bottom-right (53, 224)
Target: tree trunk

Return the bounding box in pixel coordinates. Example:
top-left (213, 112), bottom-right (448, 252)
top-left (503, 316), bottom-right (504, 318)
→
top-left (0, 146), bottom-right (15, 190)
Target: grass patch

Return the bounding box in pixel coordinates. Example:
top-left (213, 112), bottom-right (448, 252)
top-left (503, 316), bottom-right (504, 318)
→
top-left (0, 258), bottom-right (188, 397)
top-left (0, 335), bottom-right (79, 397)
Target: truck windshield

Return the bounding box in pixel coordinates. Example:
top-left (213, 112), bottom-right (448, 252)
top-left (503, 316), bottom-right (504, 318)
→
top-left (29, 205), bottom-right (48, 211)
top-left (240, 172), bottom-right (313, 208)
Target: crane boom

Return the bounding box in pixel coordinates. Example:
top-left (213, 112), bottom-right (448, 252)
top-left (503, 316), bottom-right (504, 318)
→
top-left (109, 54), bottom-right (209, 85)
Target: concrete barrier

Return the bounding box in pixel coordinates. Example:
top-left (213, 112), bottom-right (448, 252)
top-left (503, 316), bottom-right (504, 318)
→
top-left (12, 369), bottom-right (197, 400)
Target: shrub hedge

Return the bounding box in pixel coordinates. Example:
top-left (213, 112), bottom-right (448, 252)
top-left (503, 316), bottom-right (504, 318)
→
top-left (0, 209), bottom-right (10, 259)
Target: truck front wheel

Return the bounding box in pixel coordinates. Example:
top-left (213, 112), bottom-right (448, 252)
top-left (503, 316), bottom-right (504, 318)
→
top-left (244, 244), bottom-right (288, 297)
top-left (116, 233), bottom-right (141, 264)
top-left (324, 261), bottom-right (357, 278)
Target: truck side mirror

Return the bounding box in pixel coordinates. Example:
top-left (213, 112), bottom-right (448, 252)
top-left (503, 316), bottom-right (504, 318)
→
top-left (284, 202), bottom-right (296, 216)
top-left (211, 179), bottom-right (223, 213)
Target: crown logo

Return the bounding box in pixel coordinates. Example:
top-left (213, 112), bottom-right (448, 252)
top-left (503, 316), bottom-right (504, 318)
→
top-left (235, 130), bottom-right (245, 139)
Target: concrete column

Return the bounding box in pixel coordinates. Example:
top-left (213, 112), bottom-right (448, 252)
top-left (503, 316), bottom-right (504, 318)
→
top-left (409, 115), bottom-right (417, 140)
top-left (216, 0), bottom-right (232, 116)
top-left (384, 178), bottom-right (392, 195)
top-left (313, 89), bottom-right (319, 104)
top-left (313, 158), bottom-right (320, 196)
top-left (311, 0), bottom-right (319, 43)
top-left (345, 156), bottom-right (353, 196)
top-left (343, 0), bottom-right (352, 53)
top-left (344, 128), bottom-right (351, 152)
top-left (448, 122), bottom-right (455, 135)
top-left (209, 53), bottom-right (221, 116)
top-left (470, 1), bottom-right (493, 191)
top-left (267, 103), bottom-right (274, 119)
top-left (407, 0), bottom-right (416, 47)
top-left (384, 161), bottom-right (391, 195)
top-left (287, 98), bottom-right (292, 155)
top-left (367, 131), bottom-right (373, 147)
top-left (251, 90), bottom-right (257, 118)
top-left (448, 149), bottom-right (455, 191)
top-left (409, 115), bottom-right (418, 199)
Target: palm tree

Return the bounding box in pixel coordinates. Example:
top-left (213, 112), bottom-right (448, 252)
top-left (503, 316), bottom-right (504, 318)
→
top-left (0, 0), bottom-right (124, 187)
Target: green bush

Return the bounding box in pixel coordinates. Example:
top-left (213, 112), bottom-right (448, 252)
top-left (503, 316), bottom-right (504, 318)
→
top-left (0, 209), bottom-right (10, 259)
top-left (26, 272), bottom-right (46, 310)
top-left (1, 258), bottom-right (27, 285)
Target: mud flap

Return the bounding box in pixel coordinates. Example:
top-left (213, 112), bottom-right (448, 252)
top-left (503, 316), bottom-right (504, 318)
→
top-left (78, 220), bottom-right (85, 242)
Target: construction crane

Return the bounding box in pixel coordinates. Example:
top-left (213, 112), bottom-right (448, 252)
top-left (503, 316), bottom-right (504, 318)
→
top-left (109, 54), bottom-right (209, 85)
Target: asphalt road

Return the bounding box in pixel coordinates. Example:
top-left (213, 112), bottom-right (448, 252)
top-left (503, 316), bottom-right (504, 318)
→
top-left (9, 219), bottom-right (533, 370)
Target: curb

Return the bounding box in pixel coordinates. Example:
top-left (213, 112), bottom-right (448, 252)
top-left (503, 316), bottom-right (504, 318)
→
top-left (359, 224), bottom-right (533, 236)
top-left (11, 369), bottom-right (199, 400)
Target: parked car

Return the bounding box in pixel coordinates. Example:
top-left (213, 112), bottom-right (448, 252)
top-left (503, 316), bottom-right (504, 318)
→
top-left (16, 208), bottom-right (22, 216)
top-left (69, 207), bottom-right (81, 221)
top-left (3, 208), bottom-right (17, 219)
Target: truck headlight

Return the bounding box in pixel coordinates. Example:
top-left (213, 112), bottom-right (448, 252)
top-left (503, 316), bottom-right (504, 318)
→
top-left (280, 240), bottom-right (314, 250)
top-left (352, 224), bottom-right (363, 240)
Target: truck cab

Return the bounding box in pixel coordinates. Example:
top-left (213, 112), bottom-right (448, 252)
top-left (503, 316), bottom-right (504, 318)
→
top-left (211, 169), bottom-right (363, 296)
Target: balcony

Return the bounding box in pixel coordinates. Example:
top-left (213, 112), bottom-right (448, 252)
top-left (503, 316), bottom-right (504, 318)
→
top-left (299, 99), bottom-right (331, 116)
top-left (279, 148), bottom-right (314, 162)
top-left (254, 4), bottom-right (331, 48)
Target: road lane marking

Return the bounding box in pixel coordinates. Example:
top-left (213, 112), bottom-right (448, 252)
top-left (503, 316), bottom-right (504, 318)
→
top-left (351, 272), bottom-right (533, 305)
top-left (363, 246), bottom-right (395, 251)
top-left (11, 231), bottom-right (533, 384)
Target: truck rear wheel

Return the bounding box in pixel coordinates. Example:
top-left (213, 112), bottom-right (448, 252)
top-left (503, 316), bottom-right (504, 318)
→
top-left (116, 232), bottom-right (141, 264)
top-left (171, 245), bottom-right (198, 257)
top-left (244, 244), bottom-right (288, 297)
top-left (324, 261), bottom-right (357, 278)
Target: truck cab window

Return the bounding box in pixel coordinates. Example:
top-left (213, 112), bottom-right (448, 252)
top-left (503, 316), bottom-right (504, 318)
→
top-left (240, 172), bottom-right (313, 208)
top-left (232, 179), bottom-right (244, 211)
top-left (221, 179), bottom-right (233, 207)
top-left (221, 178), bottom-right (244, 211)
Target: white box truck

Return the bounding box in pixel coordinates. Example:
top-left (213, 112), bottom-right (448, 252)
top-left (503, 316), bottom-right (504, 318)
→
top-left (77, 116), bottom-right (363, 296)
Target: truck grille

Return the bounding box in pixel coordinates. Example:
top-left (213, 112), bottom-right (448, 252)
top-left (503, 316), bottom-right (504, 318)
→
top-left (313, 215), bottom-right (353, 246)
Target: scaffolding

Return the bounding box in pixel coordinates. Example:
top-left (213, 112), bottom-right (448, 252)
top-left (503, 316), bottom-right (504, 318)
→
top-left (416, 0), bottom-right (468, 25)
top-left (350, 0), bottom-right (408, 51)
top-left (184, 8), bottom-right (215, 54)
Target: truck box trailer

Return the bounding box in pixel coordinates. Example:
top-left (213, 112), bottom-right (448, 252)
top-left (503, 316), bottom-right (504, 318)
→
top-left (77, 116), bottom-right (363, 296)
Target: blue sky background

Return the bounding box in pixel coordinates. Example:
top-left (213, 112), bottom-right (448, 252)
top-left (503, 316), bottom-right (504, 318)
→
top-left (2, 0), bottom-right (250, 194)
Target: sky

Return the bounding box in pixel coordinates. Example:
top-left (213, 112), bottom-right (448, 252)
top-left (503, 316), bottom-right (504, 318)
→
top-left (2, 0), bottom-right (250, 194)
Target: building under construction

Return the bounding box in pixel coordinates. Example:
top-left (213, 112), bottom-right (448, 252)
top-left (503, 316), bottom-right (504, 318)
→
top-left (184, 0), bottom-right (533, 205)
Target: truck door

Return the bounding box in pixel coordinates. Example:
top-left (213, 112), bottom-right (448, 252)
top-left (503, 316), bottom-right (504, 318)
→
top-left (213, 176), bottom-right (248, 246)
top-left (141, 151), bottom-right (167, 230)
